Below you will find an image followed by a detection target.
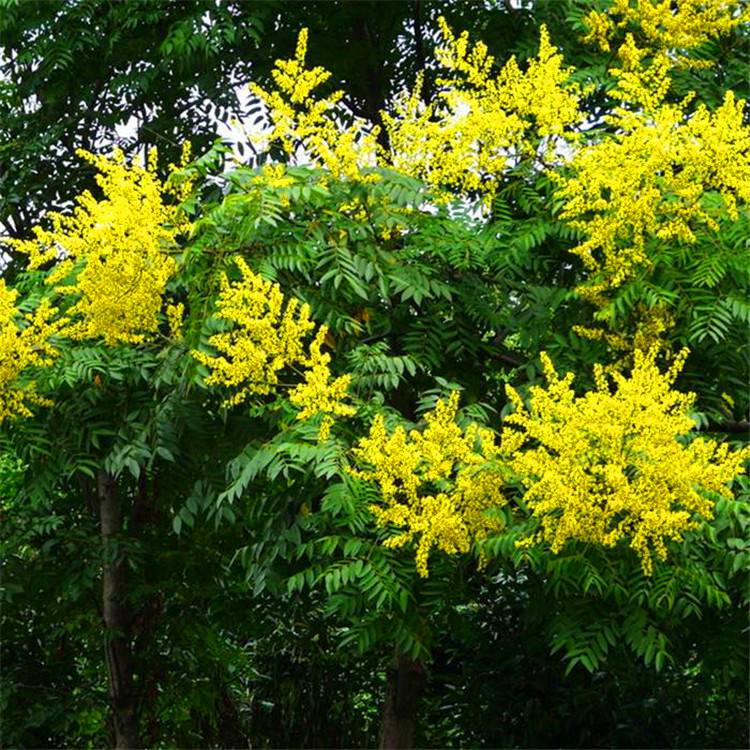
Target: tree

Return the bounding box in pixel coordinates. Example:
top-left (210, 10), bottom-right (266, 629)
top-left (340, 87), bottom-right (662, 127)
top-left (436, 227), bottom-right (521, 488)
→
top-left (2, 1), bottom-right (749, 747)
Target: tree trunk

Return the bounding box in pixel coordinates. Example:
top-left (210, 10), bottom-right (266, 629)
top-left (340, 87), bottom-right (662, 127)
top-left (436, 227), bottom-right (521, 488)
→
top-left (379, 653), bottom-right (425, 749)
top-left (98, 470), bottom-right (140, 749)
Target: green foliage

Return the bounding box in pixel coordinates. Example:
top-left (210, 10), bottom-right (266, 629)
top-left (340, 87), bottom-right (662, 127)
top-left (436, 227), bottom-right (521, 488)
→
top-left (2, 2), bottom-right (749, 747)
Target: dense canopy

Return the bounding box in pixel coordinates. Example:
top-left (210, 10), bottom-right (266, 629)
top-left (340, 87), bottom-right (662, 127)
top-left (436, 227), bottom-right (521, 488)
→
top-left (1, 1), bottom-right (749, 748)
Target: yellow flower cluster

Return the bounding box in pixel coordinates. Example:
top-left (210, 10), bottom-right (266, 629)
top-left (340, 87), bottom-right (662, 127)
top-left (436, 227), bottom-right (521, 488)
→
top-left (502, 350), bottom-right (750, 574)
top-left (253, 163), bottom-right (297, 191)
top-left (555, 90), bottom-right (750, 304)
top-left (351, 392), bottom-right (505, 576)
top-left (610, 36), bottom-right (673, 110)
top-left (574, 303), bottom-right (676, 367)
top-left (559, 1), bottom-right (749, 306)
top-left (353, 350), bottom-right (748, 574)
top-left (383, 19), bottom-right (584, 203)
top-left (9, 148), bottom-right (184, 345)
top-left (249, 28), bottom-right (380, 182)
top-left (166, 302), bottom-right (185, 340)
top-left (582, 0), bottom-right (744, 61)
top-left (193, 257), bottom-right (354, 434)
top-left (248, 20), bottom-right (746, 308)
top-left (0, 281), bottom-right (62, 422)
top-left (249, 22), bottom-right (583, 203)
top-left (289, 332), bottom-right (356, 440)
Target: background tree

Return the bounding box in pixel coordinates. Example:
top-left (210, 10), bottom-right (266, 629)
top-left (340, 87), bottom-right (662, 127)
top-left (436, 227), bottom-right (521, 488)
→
top-left (0, 0), bottom-right (537, 249)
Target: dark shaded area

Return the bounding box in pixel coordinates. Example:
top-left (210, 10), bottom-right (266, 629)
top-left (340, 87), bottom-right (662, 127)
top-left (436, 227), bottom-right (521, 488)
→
top-left (3, 504), bottom-right (747, 750)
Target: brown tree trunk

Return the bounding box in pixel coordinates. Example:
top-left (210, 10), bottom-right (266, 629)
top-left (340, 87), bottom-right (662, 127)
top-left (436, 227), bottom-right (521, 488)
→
top-left (98, 470), bottom-right (140, 749)
top-left (379, 653), bottom-right (425, 749)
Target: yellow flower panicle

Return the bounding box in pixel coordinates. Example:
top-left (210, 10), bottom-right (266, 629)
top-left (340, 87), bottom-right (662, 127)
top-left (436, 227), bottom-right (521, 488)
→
top-left (193, 257), bottom-right (315, 403)
top-left (502, 349), bottom-right (750, 574)
top-left (574, 302), bottom-right (676, 367)
top-left (166, 302), bottom-right (185, 340)
top-left (167, 141), bottom-right (196, 203)
top-left (351, 392), bottom-right (505, 576)
top-left (558, 1), bottom-right (748, 306)
top-left (582, 0), bottom-right (744, 62)
top-left (249, 28), bottom-right (380, 182)
top-left (0, 280), bottom-right (63, 422)
top-left (289, 330), bottom-right (356, 441)
top-left (383, 19), bottom-right (584, 204)
top-left (250, 22), bottom-right (583, 204)
top-left (9, 148), bottom-right (188, 345)
top-left (254, 164), bottom-right (297, 191)
top-left (610, 37), bottom-right (674, 110)
top-left (555, 90), bottom-right (750, 305)
top-left (193, 257), bottom-right (354, 434)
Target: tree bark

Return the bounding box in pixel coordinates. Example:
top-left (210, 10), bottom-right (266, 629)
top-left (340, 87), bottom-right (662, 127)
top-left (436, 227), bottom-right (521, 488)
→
top-left (707, 420), bottom-right (750, 434)
top-left (98, 470), bottom-right (140, 749)
top-left (379, 653), bottom-right (425, 749)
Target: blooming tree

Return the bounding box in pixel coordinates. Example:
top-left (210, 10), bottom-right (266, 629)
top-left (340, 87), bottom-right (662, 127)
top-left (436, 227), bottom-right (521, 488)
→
top-left (2, 2), bottom-right (748, 746)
